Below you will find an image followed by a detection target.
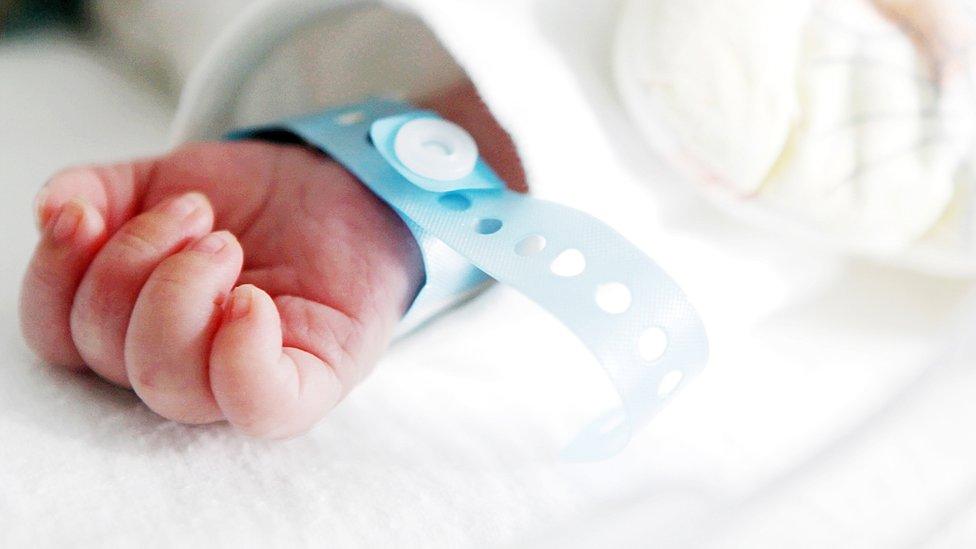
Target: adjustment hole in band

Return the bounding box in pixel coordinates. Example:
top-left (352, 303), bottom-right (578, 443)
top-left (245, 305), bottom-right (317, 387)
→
top-left (438, 193), bottom-right (471, 211)
top-left (595, 283), bottom-right (632, 314)
top-left (515, 235), bottom-right (547, 256)
top-left (657, 370), bottom-right (684, 398)
top-left (475, 218), bottom-right (503, 235)
top-left (550, 249), bottom-right (586, 277)
top-left (336, 111), bottom-right (364, 126)
top-left (639, 327), bottom-right (668, 362)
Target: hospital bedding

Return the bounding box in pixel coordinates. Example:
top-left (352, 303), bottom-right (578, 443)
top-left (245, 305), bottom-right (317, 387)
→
top-left (2, 14), bottom-right (976, 548)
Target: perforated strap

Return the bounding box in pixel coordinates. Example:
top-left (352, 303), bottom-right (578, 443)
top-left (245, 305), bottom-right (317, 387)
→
top-left (229, 98), bottom-right (709, 460)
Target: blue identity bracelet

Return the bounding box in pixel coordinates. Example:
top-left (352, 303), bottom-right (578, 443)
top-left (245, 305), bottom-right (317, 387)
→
top-left (229, 98), bottom-right (708, 460)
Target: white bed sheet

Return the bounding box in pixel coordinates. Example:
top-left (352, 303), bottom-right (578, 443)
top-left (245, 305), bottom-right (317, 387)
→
top-left (2, 31), bottom-right (976, 548)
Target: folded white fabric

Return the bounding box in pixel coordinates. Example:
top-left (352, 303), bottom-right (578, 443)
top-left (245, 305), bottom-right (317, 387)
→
top-left (616, 0), bottom-right (976, 274)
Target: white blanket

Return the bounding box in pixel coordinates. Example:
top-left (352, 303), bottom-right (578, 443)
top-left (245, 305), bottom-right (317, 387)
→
top-left (2, 5), bottom-right (976, 547)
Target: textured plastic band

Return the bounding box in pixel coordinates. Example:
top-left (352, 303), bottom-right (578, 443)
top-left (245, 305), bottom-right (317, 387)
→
top-left (229, 98), bottom-right (709, 460)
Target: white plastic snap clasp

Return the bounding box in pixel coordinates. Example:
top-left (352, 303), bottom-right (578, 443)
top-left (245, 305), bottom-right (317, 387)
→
top-left (394, 118), bottom-right (478, 181)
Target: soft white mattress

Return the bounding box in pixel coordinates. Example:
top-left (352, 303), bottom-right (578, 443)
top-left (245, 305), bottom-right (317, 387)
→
top-left (3, 32), bottom-right (976, 548)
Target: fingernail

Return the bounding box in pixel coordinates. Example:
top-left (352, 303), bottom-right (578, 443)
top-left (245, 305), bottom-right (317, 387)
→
top-left (163, 192), bottom-right (207, 218)
top-left (226, 285), bottom-right (253, 322)
top-left (191, 231), bottom-right (229, 254)
top-left (50, 200), bottom-right (85, 243)
top-left (34, 187), bottom-right (52, 230)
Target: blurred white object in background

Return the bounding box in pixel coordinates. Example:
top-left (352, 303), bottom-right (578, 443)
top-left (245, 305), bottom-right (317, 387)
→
top-left (616, 0), bottom-right (976, 275)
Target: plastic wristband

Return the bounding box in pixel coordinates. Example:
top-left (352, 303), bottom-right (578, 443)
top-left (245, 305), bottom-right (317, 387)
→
top-left (229, 98), bottom-right (708, 460)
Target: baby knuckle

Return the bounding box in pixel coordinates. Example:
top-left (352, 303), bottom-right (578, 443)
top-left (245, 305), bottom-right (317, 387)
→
top-left (45, 165), bottom-right (101, 188)
top-left (114, 223), bottom-right (167, 257)
top-left (149, 263), bottom-right (194, 288)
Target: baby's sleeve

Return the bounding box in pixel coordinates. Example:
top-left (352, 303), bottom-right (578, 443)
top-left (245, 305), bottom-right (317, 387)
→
top-left (92, 0), bottom-right (465, 137)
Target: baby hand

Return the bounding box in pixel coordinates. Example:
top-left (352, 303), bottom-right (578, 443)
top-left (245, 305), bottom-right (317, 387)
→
top-left (21, 140), bottom-right (427, 437)
top-left (20, 83), bottom-right (524, 438)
